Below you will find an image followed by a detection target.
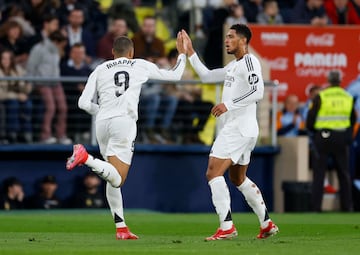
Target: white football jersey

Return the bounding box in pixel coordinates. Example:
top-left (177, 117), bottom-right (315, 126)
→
top-left (78, 54), bottom-right (186, 121)
top-left (189, 53), bottom-right (264, 137)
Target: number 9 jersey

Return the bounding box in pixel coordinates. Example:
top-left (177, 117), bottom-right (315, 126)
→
top-left (78, 54), bottom-right (186, 122)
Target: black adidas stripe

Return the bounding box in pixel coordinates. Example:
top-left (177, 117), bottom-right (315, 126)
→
top-left (232, 86), bottom-right (257, 104)
top-left (245, 55), bottom-right (254, 72)
top-left (172, 59), bottom-right (181, 71)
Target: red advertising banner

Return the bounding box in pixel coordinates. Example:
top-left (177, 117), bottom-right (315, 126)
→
top-left (249, 25), bottom-right (360, 101)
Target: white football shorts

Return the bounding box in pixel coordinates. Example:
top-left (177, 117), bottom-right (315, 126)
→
top-left (96, 116), bottom-right (136, 165)
top-left (210, 122), bottom-right (257, 165)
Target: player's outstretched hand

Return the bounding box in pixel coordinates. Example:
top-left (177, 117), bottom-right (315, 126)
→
top-left (181, 29), bottom-right (195, 57)
top-left (176, 31), bottom-right (186, 55)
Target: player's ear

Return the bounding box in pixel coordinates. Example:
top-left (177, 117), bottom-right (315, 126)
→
top-left (111, 48), bottom-right (115, 57)
top-left (128, 48), bottom-right (134, 59)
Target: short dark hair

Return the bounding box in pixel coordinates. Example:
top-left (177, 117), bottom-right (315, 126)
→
top-left (113, 36), bottom-right (133, 55)
top-left (3, 177), bottom-right (21, 192)
top-left (263, 0), bottom-right (277, 8)
top-left (230, 24), bottom-right (252, 44)
top-left (43, 14), bottom-right (58, 24)
top-left (328, 70), bottom-right (341, 85)
top-left (49, 30), bottom-right (67, 42)
top-left (72, 42), bottom-right (85, 48)
top-left (143, 15), bottom-right (156, 22)
top-left (309, 85), bottom-right (321, 94)
top-left (41, 175), bottom-right (57, 184)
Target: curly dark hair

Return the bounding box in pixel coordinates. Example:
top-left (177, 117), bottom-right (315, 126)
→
top-left (230, 23), bottom-right (252, 44)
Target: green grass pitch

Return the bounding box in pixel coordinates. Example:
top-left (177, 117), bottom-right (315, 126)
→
top-left (0, 210), bottom-right (359, 255)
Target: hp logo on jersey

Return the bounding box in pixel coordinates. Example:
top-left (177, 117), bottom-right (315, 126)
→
top-left (248, 73), bottom-right (259, 85)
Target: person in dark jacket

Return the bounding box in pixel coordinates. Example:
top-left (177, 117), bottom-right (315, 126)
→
top-left (291, 0), bottom-right (329, 25)
top-left (60, 43), bottom-right (92, 142)
top-left (68, 172), bottom-right (106, 209)
top-left (25, 175), bottom-right (62, 209)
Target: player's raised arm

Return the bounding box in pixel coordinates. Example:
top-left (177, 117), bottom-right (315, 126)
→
top-left (181, 30), bottom-right (225, 83)
top-left (146, 32), bottom-right (187, 81)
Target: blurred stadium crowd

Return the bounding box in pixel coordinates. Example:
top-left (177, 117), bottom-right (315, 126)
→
top-left (0, 173), bottom-right (107, 210)
top-left (0, 0), bottom-right (359, 146)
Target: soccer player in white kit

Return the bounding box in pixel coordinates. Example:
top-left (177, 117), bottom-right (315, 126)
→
top-left (182, 24), bottom-right (279, 240)
top-left (66, 34), bottom-right (187, 239)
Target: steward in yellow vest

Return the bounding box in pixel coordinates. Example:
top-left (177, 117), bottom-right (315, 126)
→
top-left (306, 70), bottom-right (356, 212)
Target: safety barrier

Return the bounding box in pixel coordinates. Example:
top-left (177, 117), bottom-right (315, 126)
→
top-left (0, 76), bottom-right (279, 146)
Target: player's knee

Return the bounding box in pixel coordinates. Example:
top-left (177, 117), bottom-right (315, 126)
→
top-left (205, 171), bottom-right (213, 181)
top-left (205, 163), bottom-right (214, 180)
top-left (229, 175), bottom-right (246, 186)
top-left (206, 167), bottom-right (221, 181)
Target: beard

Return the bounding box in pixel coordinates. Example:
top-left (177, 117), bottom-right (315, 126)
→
top-left (226, 48), bottom-right (236, 54)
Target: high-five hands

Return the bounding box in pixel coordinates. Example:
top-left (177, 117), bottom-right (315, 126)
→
top-left (180, 30), bottom-right (195, 57)
top-left (176, 29), bottom-right (195, 56)
top-left (176, 31), bottom-right (186, 55)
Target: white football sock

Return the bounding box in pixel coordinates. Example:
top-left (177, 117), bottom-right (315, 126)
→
top-left (209, 176), bottom-right (233, 230)
top-left (106, 182), bottom-right (126, 228)
top-left (237, 177), bottom-right (270, 228)
top-left (85, 155), bottom-right (122, 188)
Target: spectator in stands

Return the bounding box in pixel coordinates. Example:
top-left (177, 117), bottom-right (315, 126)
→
top-left (28, 14), bottom-right (59, 49)
top-left (167, 48), bottom-right (213, 144)
top-left (57, 0), bottom-right (88, 27)
top-left (131, 15), bottom-right (166, 64)
top-left (60, 43), bottom-right (92, 143)
top-left (324, 0), bottom-right (360, 24)
top-left (242, 0), bottom-right (264, 23)
top-left (3, 3), bottom-right (36, 38)
top-left (57, 0), bottom-right (107, 43)
top-left (256, 0), bottom-right (284, 24)
top-left (176, 0), bottom-right (207, 39)
top-left (301, 85), bottom-right (322, 122)
top-left (68, 172), bottom-right (106, 209)
top-left (291, 0), bottom-right (329, 26)
top-left (225, 3), bottom-right (247, 26)
top-left (107, 0), bottom-right (140, 33)
top-left (203, 0), bottom-right (237, 69)
top-left (133, 16), bottom-right (176, 143)
top-left (26, 30), bottom-right (72, 144)
top-left (85, 1), bottom-right (108, 43)
top-left (0, 49), bottom-right (32, 143)
top-left (25, 175), bottom-right (62, 209)
top-left (0, 20), bottom-right (29, 66)
top-left (276, 94), bottom-right (305, 137)
top-left (0, 177), bottom-right (25, 210)
top-left (20, 0), bottom-right (59, 33)
top-left (97, 18), bottom-right (128, 61)
top-left (62, 8), bottom-right (96, 63)
top-left (276, 0), bottom-right (297, 22)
